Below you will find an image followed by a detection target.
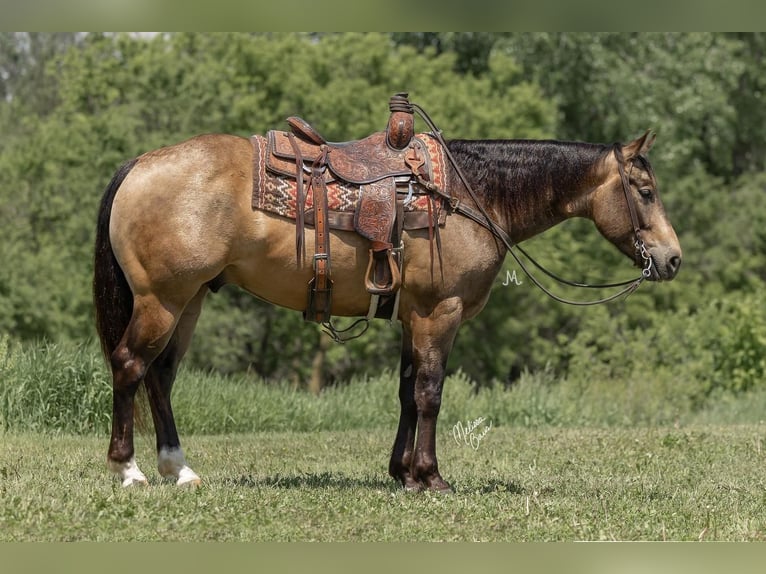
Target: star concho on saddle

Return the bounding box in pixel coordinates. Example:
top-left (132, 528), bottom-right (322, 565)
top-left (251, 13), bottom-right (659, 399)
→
top-left (250, 93), bottom-right (447, 334)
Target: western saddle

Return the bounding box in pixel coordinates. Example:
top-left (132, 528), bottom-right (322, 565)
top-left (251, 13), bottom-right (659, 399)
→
top-left (262, 93), bottom-right (439, 330)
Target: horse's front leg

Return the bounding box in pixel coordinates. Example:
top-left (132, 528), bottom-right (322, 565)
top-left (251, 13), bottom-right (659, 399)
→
top-left (407, 297), bottom-right (463, 493)
top-left (389, 327), bottom-right (421, 490)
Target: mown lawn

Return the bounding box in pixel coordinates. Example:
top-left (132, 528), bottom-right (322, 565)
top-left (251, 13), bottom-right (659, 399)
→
top-left (1, 424), bottom-right (765, 541)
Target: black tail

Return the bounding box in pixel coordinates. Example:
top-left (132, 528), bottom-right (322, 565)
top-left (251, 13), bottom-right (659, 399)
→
top-left (93, 158), bottom-right (139, 361)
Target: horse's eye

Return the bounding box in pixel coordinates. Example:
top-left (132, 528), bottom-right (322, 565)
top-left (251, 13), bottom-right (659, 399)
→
top-left (638, 188), bottom-right (653, 199)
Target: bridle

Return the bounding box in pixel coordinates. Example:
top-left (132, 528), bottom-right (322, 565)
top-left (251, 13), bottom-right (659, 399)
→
top-left (410, 102), bottom-right (654, 306)
top-left (614, 145), bottom-right (656, 281)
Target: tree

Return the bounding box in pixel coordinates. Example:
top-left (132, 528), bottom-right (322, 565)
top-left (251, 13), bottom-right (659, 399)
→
top-left (3, 32), bottom-right (765, 393)
top-left (0, 32), bottom-right (557, 390)
top-left (0, 33), bottom-right (79, 112)
top-left (728, 33), bottom-right (766, 176)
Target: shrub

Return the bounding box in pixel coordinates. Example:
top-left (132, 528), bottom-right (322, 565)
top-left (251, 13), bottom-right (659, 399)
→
top-left (0, 336), bottom-right (111, 434)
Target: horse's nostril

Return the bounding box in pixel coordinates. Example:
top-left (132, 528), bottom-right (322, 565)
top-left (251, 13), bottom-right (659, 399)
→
top-left (668, 255), bottom-right (682, 276)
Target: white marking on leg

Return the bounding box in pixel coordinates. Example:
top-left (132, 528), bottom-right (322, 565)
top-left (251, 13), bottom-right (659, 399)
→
top-left (158, 447), bottom-right (201, 486)
top-left (108, 456), bottom-right (149, 487)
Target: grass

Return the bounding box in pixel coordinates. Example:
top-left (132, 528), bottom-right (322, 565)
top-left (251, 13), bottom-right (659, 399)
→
top-left (2, 425), bottom-right (765, 541)
top-left (5, 337), bottom-right (766, 435)
top-left (3, 337), bottom-right (766, 542)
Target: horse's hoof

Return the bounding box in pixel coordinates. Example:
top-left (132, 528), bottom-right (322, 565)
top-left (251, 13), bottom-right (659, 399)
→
top-left (400, 476), bottom-right (425, 492)
top-left (176, 467), bottom-right (201, 487)
top-left (430, 484), bottom-right (454, 494)
top-left (176, 475), bottom-right (201, 488)
top-left (121, 476), bottom-right (148, 488)
top-left (403, 482), bottom-right (424, 493)
top-left (427, 479), bottom-right (454, 494)
top-left (109, 457), bottom-right (148, 488)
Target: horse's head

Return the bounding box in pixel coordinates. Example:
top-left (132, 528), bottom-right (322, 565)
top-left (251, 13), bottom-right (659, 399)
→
top-left (591, 131), bottom-right (682, 281)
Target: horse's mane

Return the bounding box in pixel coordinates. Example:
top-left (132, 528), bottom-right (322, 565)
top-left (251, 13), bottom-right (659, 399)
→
top-left (445, 139), bottom-right (611, 224)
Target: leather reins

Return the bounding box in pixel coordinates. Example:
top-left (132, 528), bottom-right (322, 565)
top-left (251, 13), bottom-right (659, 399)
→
top-left (410, 102), bottom-right (653, 306)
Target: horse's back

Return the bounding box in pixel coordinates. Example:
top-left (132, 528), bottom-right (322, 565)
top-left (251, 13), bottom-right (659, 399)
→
top-left (135, 133), bottom-right (253, 197)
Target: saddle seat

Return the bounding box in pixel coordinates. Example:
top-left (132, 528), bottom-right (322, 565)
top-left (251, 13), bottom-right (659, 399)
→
top-left (268, 122), bottom-right (426, 185)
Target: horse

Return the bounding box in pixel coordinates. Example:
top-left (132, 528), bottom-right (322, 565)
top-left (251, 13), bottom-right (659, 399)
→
top-left (93, 127), bottom-right (681, 492)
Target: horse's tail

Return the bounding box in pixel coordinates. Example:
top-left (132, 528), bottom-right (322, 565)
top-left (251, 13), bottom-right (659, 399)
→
top-left (93, 158), bottom-right (139, 361)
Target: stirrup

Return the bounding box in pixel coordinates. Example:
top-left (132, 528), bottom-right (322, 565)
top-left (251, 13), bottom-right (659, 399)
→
top-left (364, 249), bottom-right (401, 295)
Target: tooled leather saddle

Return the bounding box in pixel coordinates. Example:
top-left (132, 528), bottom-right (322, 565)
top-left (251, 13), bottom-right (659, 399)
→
top-left (250, 93), bottom-right (447, 325)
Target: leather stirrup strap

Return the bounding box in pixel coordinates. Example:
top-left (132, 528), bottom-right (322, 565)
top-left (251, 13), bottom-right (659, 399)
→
top-left (433, 197), bottom-right (443, 281)
top-left (308, 147), bottom-right (332, 323)
top-left (427, 197), bottom-right (435, 282)
top-left (287, 133), bottom-right (306, 263)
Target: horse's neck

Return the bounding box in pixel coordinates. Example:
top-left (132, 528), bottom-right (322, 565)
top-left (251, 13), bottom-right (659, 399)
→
top-left (447, 139), bottom-right (606, 243)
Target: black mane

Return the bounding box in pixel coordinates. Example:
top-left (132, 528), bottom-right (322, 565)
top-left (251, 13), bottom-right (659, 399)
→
top-left (446, 139), bottom-right (610, 226)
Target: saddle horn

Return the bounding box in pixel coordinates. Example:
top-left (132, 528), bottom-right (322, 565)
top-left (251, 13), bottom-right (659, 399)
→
top-left (386, 92), bottom-right (415, 151)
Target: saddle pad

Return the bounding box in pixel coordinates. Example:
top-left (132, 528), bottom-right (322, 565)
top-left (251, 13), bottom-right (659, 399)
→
top-left (251, 133), bottom-right (448, 229)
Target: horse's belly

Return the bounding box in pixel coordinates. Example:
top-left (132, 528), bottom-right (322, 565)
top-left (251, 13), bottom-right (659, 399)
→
top-left (227, 215), bottom-right (375, 316)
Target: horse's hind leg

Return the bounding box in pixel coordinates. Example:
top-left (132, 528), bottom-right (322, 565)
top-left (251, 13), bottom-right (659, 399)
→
top-left (107, 292), bottom-right (190, 487)
top-left (144, 288), bottom-right (207, 486)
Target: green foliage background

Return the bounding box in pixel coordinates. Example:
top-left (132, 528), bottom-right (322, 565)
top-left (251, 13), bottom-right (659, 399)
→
top-left (1, 32), bottom-right (765, 406)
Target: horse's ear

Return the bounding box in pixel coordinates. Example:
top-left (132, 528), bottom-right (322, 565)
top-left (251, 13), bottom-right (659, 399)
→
top-left (622, 130), bottom-right (656, 160)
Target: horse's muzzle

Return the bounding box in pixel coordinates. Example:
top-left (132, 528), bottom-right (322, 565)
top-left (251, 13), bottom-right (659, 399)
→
top-left (646, 247), bottom-right (682, 281)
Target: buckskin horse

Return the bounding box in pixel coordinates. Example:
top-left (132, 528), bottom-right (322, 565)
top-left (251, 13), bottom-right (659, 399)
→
top-left (93, 96), bottom-right (681, 492)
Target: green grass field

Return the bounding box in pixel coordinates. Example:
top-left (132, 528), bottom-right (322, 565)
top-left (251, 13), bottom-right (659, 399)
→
top-left (3, 339), bottom-right (766, 541)
top-left (2, 425), bottom-right (765, 541)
